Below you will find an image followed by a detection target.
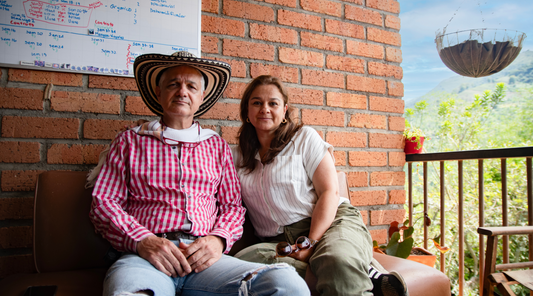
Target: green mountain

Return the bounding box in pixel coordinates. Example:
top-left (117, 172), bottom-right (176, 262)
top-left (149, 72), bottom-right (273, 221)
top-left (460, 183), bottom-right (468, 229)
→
top-left (405, 50), bottom-right (533, 108)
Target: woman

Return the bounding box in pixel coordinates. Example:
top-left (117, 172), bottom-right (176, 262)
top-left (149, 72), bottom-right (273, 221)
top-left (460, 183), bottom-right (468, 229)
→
top-left (231, 75), bottom-right (406, 296)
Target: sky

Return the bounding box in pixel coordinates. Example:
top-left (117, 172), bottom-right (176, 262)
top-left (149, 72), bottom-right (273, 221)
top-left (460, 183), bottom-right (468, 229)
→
top-left (399, 0), bottom-right (533, 101)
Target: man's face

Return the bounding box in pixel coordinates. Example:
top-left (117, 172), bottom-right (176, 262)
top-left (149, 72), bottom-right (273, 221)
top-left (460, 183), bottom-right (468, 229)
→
top-left (155, 65), bottom-right (205, 119)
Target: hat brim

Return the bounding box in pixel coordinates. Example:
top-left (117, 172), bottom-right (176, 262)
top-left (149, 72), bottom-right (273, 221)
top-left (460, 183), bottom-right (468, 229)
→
top-left (134, 53), bottom-right (231, 117)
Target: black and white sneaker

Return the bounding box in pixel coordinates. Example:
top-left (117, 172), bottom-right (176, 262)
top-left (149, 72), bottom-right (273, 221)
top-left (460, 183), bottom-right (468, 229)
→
top-left (369, 265), bottom-right (408, 296)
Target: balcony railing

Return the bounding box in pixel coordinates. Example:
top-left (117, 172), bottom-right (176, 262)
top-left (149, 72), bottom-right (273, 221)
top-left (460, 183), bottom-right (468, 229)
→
top-left (406, 146), bottom-right (533, 296)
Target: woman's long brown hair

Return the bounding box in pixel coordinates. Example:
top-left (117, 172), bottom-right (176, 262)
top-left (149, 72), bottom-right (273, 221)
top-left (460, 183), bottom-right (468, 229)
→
top-left (237, 75), bottom-right (302, 173)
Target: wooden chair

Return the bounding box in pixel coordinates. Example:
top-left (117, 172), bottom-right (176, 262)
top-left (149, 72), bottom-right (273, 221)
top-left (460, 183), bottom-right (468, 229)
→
top-left (478, 226), bottom-right (533, 296)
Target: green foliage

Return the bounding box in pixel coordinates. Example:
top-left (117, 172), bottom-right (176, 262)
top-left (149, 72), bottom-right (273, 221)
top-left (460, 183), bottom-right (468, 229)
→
top-left (374, 221), bottom-right (415, 259)
top-left (405, 83), bottom-right (532, 296)
top-left (405, 101), bottom-right (429, 150)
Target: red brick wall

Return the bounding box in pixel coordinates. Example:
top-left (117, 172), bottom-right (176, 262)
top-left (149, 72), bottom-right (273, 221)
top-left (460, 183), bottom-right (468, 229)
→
top-left (0, 0), bottom-right (405, 278)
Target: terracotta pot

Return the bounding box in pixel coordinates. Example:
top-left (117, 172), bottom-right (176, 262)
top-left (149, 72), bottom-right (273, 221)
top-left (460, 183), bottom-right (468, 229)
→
top-left (407, 247), bottom-right (437, 267)
top-left (404, 136), bottom-right (424, 154)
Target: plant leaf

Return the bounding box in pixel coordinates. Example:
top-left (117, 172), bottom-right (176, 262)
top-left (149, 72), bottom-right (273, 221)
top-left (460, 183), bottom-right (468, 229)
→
top-left (396, 237), bottom-right (414, 259)
top-left (431, 239), bottom-right (451, 254)
top-left (389, 221), bottom-right (400, 239)
top-left (386, 232), bottom-right (401, 256)
top-left (403, 226), bottom-right (414, 240)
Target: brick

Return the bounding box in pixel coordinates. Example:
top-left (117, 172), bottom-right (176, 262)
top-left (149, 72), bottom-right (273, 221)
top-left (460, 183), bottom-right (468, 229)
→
top-left (262, 0), bottom-right (297, 7)
top-left (2, 116), bottom-right (79, 139)
top-left (201, 15), bottom-right (245, 37)
top-left (287, 87), bottom-right (323, 106)
top-left (347, 171), bottom-right (368, 187)
top-left (388, 81), bottom-right (404, 97)
top-left (224, 81), bottom-right (247, 99)
top-left (213, 58), bottom-right (246, 78)
top-left (326, 92), bottom-right (366, 109)
top-left (326, 55), bottom-right (364, 74)
top-left (367, 0), bottom-right (400, 14)
top-left (0, 255), bottom-right (35, 279)
top-left (250, 24), bottom-right (298, 45)
top-left (301, 32), bottom-right (343, 52)
top-left (302, 109), bottom-right (344, 127)
top-left (350, 190), bottom-right (387, 206)
top-left (343, 0), bottom-right (364, 4)
top-left (202, 0), bottom-right (218, 13)
top-left (8, 69), bottom-right (82, 86)
top-left (278, 10), bottom-right (322, 31)
top-left (200, 102), bottom-right (240, 121)
top-left (279, 48), bottom-right (324, 68)
top-left (223, 0), bottom-right (274, 22)
top-left (371, 209), bottom-right (406, 226)
top-left (47, 144), bottom-right (107, 165)
top-left (301, 0), bottom-right (342, 17)
top-left (0, 88), bottom-right (43, 110)
top-left (368, 62), bottom-right (403, 79)
top-left (220, 126), bottom-right (239, 145)
top-left (1, 170), bottom-right (45, 192)
top-left (368, 27), bottom-right (401, 47)
top-left (223, 39), bottom-right (274, 61)
top-left (324, 19), bottom-right (364, 39)
top-left (370, 171), bottom-right (405, 186)
top-left (250, 63), bottom-right (299, 83)
top-left (345, 5), bottom-right (382, 26)
top-left (388, 116), bottom-right (405, 131)
top-left (202, 36), bottom-right (219, 54)
top-left (51, 91), bottom-right (120, 114)
top-left (370, 229), bottom-right (387, 244)
top-left (385, 15), bottom-right (401, 30)
top-left (0, 197), bottom-right (34, 220)
top-left (347, 76), bottom-right (386, 94)
top-left (326, 131), bottom-right (366, 148)
top-left (302, 69), bottom-right (344, 88)
top-left (333, 150), bottom-right (346, 166)
top-left (347, 40), bottom-right (384, 59)
top-left (125, 96), bottom-right (156, 116)
top-left (88, 75), bottom-right (137, 91)
top-left (369, 133), bottom-right (403, 149)
top-left (83, 119), bottom-right (136, 140)
top-left (348, 113), bottom-right (386, 129)
top-left (389, 190), bottom-right (406, 204)
top-left (349, 151), bottom-right (387, 166)
top-left (369, 96), bottom-right (404, 113)
top-left (0, 141), bottom-right (40, 163)
top-left (0, 226), bottom-right (32, 249)
top-left (389, 151), bottom-right (405, 167)
top-left (385, 47), bottom-right (402, 63)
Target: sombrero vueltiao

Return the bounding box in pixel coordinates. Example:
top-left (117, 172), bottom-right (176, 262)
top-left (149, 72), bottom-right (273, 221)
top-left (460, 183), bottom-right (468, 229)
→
top-left (134, 51), bottom-right (231, 117)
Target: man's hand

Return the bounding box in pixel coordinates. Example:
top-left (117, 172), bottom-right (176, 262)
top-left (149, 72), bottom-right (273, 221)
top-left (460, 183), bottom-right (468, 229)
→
top-left (137, 235), bottom-right (191, 277)
top-left (180, 235), bottom-right (224, 273)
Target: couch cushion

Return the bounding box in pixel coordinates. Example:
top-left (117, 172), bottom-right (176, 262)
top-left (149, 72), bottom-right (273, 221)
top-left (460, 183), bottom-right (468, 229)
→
top-left (34, 171), bottom-right (112, 272)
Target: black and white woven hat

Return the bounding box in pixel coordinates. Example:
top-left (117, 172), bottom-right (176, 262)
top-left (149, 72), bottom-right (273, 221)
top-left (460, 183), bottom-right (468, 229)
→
top-left (134, 51), bottom-right (231, 117)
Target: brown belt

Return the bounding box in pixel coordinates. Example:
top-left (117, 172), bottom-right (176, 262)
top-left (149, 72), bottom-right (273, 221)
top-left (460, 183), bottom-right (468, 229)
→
top-left (155, 231), bottom-right (199, 241)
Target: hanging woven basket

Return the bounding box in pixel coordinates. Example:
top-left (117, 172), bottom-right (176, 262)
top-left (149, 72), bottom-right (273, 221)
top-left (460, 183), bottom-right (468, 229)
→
top-left (435, 29), bottom-right (526, 78)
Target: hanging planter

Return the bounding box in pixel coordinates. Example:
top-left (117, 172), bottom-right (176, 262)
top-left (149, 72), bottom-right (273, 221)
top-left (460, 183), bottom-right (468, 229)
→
top-left (435, 29), bottom-right (526, 78)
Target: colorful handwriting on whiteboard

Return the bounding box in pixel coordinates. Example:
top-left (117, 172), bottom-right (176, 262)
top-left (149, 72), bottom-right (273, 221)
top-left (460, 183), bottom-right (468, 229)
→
top-left (22, 0), bottom-right (97, 28)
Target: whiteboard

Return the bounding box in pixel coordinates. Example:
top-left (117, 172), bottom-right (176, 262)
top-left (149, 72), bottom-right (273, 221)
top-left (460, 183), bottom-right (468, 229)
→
top-left (0, 0), bottom-right (201, 77)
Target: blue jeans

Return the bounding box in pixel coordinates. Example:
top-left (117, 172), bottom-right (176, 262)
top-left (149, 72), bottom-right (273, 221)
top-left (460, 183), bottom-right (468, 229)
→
top-left (103, 240), bottom-right (309, 296)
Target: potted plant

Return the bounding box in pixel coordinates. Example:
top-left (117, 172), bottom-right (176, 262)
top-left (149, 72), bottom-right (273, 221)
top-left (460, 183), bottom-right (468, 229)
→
top-left (373, 220), bottom-right (438, 268)
top-left (404, 101), bottom-right (428, 154)
top-left (403, 127), bottom-right (425, 154)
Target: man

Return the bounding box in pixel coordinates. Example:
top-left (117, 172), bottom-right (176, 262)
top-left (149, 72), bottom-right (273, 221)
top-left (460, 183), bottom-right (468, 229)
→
top-left (89, 51), bottom-right (308, 296)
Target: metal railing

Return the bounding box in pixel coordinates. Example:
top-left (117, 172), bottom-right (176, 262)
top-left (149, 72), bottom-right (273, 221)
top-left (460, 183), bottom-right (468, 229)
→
top-left (406, 146), bottom-right (533, 296)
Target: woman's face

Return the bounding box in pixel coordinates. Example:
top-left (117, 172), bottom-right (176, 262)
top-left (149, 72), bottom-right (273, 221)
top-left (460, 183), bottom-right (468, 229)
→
top-left (247, 84), bottom-right (288, 136)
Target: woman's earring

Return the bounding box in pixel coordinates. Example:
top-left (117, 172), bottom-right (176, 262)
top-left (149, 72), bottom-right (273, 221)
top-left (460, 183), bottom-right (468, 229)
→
top-left (282, 118), bottom-right (287, 124)
top-left (246, 118), bottom-right (250, 123)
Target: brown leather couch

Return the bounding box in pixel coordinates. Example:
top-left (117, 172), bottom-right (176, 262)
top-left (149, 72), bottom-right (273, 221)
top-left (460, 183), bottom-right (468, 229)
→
top-left (0, 171), bottom-right (450, 296)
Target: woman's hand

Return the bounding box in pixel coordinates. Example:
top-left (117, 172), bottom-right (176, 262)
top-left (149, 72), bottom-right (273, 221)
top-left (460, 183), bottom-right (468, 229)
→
top-left (289, 246), bottom-right (315, 263)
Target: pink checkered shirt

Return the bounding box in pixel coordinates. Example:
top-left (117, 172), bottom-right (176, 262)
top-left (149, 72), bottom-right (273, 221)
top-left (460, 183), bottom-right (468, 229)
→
top-left (89, 129), bottom-right (245, 254)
